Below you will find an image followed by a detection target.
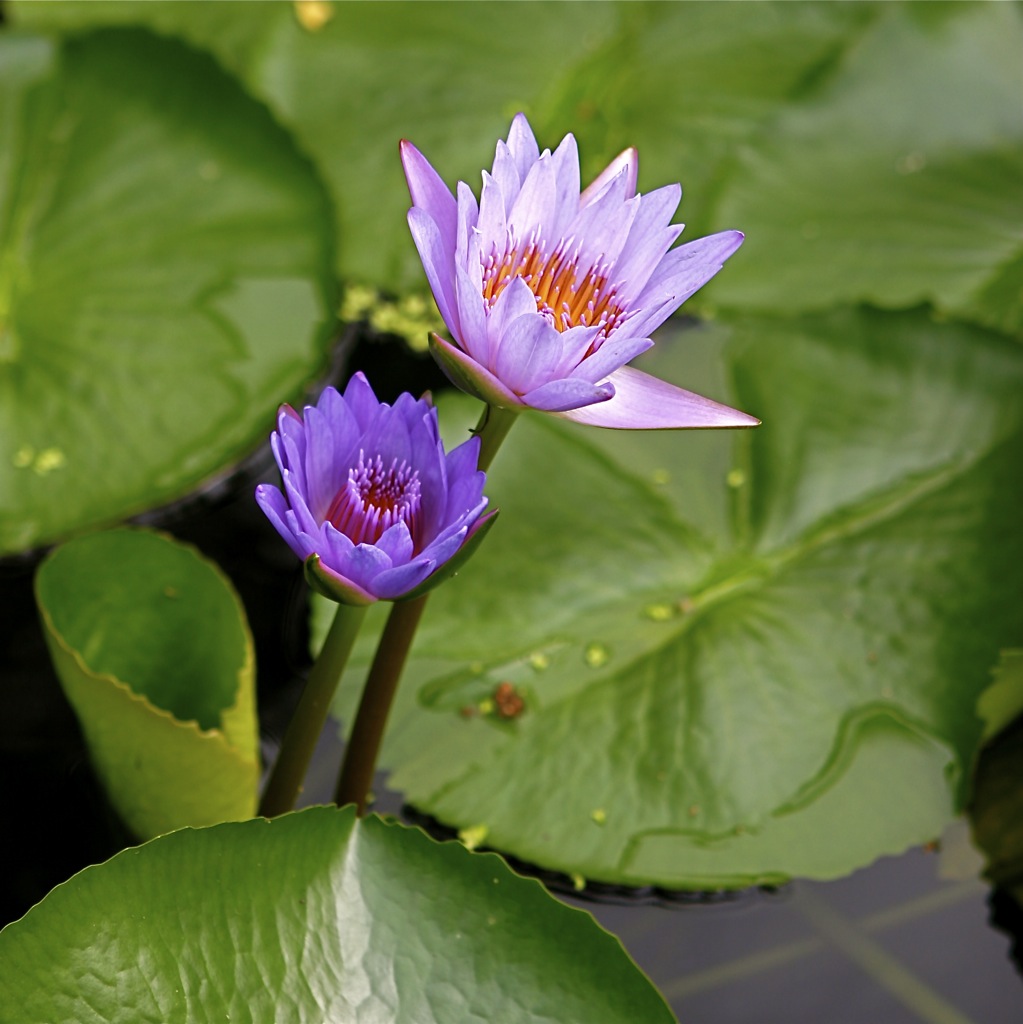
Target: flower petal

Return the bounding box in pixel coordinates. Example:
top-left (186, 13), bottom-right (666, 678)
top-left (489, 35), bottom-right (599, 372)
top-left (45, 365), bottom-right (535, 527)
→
top-left (521, 376), bottom-right (616, 413)
top-left (580, 146), bottom-right (638, 207)
top-left (400, 139), bottom-right (457, 234)
top-left (407, 208), bottom-right (461, 341)
top-left (428, 332), bottom-right (525, 410)
top-left (638, 230), bottom-right (745, 310)
top-left (505, 113), bottom-right (540, 184)
top-left (556, 366), bottom-right (759, 429)
top-left (255, 484), bottom-right (305, 559)
top-left (493, 313), bottom-right (566, 394)
top-left (370, 557), bottom-right (438, 601)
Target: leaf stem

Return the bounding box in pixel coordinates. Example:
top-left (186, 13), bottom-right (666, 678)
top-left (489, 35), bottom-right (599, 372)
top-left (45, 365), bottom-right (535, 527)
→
top-left (260, 602), bottom-right (368, 818)
top-left (334, 401), bottom-right (516, 813)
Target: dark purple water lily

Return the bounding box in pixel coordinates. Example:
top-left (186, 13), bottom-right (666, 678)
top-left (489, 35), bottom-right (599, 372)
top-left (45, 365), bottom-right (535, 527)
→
top-left (256, 374), bottom-right (495, 605)
top-left (402, 113), bottom-right (758, 430)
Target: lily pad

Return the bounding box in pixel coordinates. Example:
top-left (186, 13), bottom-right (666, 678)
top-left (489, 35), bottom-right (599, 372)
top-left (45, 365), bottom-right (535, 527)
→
top-left (11, 0), bottom-right (872, 294)
top-left (0, 806), bottom-right (674, 1024)
top-left (711, 1), bottom-right (1023, 333)
top-left (35, 527), bottom-right (259, 838)
top-left (329, 310), bottom-right (1023, 888)
top-left (0, 27), bottom-right (334, 555)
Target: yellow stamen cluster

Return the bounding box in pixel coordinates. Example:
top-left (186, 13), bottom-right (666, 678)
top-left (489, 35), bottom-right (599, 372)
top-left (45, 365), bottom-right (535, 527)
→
top-left (481, 236), bottom-right (625, 338)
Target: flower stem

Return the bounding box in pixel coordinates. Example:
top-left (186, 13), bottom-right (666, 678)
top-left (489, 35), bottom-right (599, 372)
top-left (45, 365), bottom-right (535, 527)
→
top-left (260, 602), bottom-right (368, 818)
top-left (474, 403), bottom-right (518, 472)
top-left (334, 594), bottom-right (428, 812)
top-left (333, 401), bottom-right (518, 814)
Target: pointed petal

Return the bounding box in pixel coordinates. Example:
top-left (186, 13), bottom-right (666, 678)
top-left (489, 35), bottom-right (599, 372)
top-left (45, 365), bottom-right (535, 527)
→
top-left (613, 183), bottom-right (684, 295)
top-left (455, 261), bottom-right (490, 363)
top-left (477, 170), bottom-right (508, 251)
top-left (521, 376), bottom-right (616, 413)
top-left (581, 146), bottom-right (638, 207)
top-left (507, 152), bottom-right (557, 241)
top-left (505, 113), bottom-right (540, 183)
top-left (400, 139), bottom-right (457, 234)
top-left (548, 132), bottom-right (581, 238)
top-left (491, 139), bottom-right (522, 200)
top-left (407, 208), bottom-right (460, 340)
top-left (455, 180), bottom-right (480, 266)
top-left (371, 558), bottom-right (438, 601)
top-left (574, 333), bottom-right (654, 384)
top-left (255, 484), bottom-right (306, 560)
top-left (493, 313), bottom-right (565, 394)
top-left (556, 366), bottom-right (759, 429)
top-left (489, 274), bottom-right (541, 344)
top-left (342, 373), bottom-right (384, 430)
top-left (639, 230), bottom-right (745, 310)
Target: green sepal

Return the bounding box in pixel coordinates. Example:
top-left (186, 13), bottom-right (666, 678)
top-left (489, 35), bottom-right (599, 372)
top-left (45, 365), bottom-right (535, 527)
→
top-left (303, 553), bottom-right (377, 607)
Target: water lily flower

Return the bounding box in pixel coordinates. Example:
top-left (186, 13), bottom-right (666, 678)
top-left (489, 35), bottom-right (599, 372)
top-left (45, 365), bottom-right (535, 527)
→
top-left (402, 114), bottom-right (758, 430)
top-left (256, 373), bottom-right (495, 605)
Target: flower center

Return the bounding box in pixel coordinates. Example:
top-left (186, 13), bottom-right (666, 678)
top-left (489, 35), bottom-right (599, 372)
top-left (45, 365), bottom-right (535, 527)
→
top-left (482, 234), bottom-right (626, 339)
top-left (326, 450), bottom-right (422, 548)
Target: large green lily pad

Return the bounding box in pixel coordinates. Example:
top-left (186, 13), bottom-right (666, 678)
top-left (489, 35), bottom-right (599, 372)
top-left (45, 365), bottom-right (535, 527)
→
top-left (36, 528), bottom-right (259, 838)
top-left (0, 807), bottom-right (674, 1024)
top-left (0, 27), bottom-right (333, 555)
top-left (327, 310), bottom-right (1023, 888)
top-left (10, 1), bottom-right (872, 292)
top-left (711, 2), bottom-right (1023, 334)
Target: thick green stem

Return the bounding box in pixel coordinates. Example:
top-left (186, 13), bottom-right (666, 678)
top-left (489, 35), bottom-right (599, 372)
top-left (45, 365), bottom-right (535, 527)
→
top-left (474, 403), bottom-right (519, 472)
top-left (334, 401), bottom-right (518, 814)
top-left (260, 602), bottom-right (368, 818)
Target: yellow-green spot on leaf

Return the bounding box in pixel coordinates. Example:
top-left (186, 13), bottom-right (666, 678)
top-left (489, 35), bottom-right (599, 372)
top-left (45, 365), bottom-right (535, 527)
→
top-left (33, 448), bottom-right (67, 475)
top-left (469, 660), bottom-right (484, 675)
top-left (12, 445), bottom-right (33, 469)
top-left (529, 651), bottom-right (550, 671)
top-left (591, 808), bottom-right (607, 826)
top-left (571, 872), bottom-right (586, 892)
top-left (478, 698), bottom-right (495, 715)
top-left (584, 643), bottom-right (610, 668)
top-left (644, 603), bottom-right (675, 622)
top-left (459, 823), bottom-right (489, 851)
top-left (651, 468), bottom-right (670, 486)
top-left (726, 468), bottom-right (746, 488)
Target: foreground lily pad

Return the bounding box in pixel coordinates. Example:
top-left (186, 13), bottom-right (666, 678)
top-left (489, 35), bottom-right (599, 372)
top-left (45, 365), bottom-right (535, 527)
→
top-left (0, 807), bottom-right (674, 1024)
top-left (329, 309), bottom-right (1023, 888)
top-left (0, 28), bottom-right (333, 555)
top-left (36, 528), bottom-right (259, 838)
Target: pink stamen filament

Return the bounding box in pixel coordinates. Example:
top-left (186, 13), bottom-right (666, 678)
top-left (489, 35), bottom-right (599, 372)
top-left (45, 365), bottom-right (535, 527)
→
top-left (326, 451), bottom-right (422, 549)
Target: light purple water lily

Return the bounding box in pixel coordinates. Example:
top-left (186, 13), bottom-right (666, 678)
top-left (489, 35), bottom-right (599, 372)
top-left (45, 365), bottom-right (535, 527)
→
top-left (401, 114), bottom-right (758, 429)
top-left (256, 374), bottom-right (495, 605)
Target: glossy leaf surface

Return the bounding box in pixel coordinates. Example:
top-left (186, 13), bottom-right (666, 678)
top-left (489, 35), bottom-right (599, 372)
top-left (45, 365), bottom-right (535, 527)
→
top-left (0, 28), bottom-right (333, 554)
top-left (0, 807), bottom-right (674, 1024)
top-left (328, 312), bottom-right (1023, 888)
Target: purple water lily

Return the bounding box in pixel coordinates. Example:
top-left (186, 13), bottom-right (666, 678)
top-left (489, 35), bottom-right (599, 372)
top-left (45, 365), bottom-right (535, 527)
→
top-left (401, 114), bottom-right (758, 430)
top-left (256, 374), bottom-right (495, 605)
